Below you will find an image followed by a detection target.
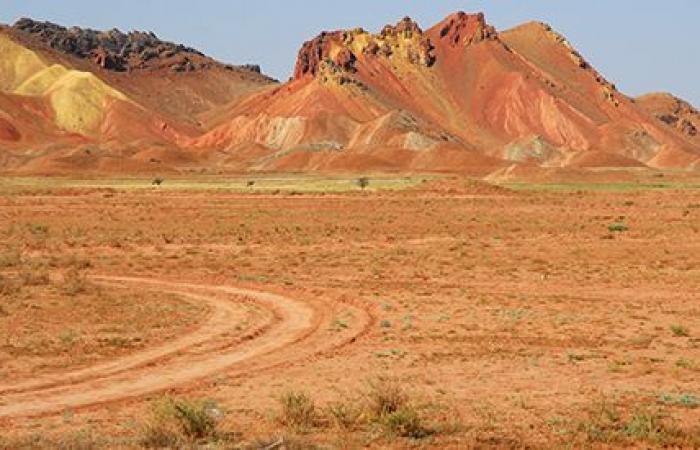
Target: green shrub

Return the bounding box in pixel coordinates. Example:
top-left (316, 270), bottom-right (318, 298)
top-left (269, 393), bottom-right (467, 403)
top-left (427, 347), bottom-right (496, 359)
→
top-left (608, 222), bottom-right (629, 233)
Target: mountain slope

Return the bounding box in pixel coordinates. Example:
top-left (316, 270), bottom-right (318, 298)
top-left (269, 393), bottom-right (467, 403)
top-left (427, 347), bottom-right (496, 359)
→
top-left (0, 19), bottom-right (276, 173)
top-left (1, 13), bottom-right (699, 175)
top-left (194, 12), bottom-right (700, 172)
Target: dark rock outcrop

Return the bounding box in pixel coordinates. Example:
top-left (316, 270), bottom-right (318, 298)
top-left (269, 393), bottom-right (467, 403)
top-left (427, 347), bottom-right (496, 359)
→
top-left (437, 12), bottom-right (496, 47)
top-left (11, 18), bottom-right (260, 75)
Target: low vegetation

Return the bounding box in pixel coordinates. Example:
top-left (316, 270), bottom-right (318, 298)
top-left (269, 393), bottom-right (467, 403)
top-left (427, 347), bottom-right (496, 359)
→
top-left (141, 397), bottom-right (223, 448)
top-left (574, 400), bottom-right (700, 446)
top-left (275, 378), bottom-right (432, 441)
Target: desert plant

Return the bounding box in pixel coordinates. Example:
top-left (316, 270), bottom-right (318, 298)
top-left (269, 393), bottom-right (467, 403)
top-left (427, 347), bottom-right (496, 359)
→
top-left (671, 325), bottom-right (690, 337)
top-left (277, 391), bottom-right (317, 429)
top-left (576, 400), bottom-right (697, 446)
top-left (357, 177), bottom-right (370, 190)
top-left (141, 397), bottom-right (221, 447)
top-left (326, 401), bottom-right (362, 430)
top-left (608, 222), bottom-right (629, 233)
top-left (28, 223), bottom-right (49, 237)
top-left (624, 410), bottom-right (666, 442)
top-left (382, 405), bottom-right (431, 438)
top-left (152, 178), bottom-right (165, 186)
top-left (365, 378), bottom-right (408, 418)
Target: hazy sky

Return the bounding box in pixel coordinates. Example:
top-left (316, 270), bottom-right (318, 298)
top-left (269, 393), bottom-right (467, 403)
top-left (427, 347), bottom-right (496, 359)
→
top-left (2, 1), bottom-right (698, 105)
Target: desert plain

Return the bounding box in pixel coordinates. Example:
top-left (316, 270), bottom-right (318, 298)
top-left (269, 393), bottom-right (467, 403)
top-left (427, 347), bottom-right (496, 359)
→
top-left (0, 173), bottom-right (699, 448)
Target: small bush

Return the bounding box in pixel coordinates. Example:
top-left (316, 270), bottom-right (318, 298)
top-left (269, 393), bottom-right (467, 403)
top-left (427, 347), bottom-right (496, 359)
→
top-left (327, 401), bottom-right (362, 430)
top-left (670, 325), bottom-right (690, 337)
top-left (356, 177), bottom-right (370, 190)
top-left (141, 397), bottom-right (221, 447)
top-left (152, 178), bottom-right (165, 186)
top-left (382, 406), bottom-right (431, 439)
top-left (624, 411), bottom-right (664, 441)
top-left (608, 222), bottom-right (629, 233)
top-left (28, 223), bottom-right (49, 237)
top-left (278, 391), bottom-right (317, 429)
top-left (365, 378), bottom-right (408, 418)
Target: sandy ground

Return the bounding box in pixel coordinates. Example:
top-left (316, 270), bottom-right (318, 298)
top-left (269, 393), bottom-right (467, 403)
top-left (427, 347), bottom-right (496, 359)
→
top-left (1, 180), bottom-right (699, 448)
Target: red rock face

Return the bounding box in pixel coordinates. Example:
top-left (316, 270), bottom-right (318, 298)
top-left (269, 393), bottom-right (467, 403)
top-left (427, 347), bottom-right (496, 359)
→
top-left (293, 17), bottom-right (436, 81)
top-left (293, 31), bottom-right (345, 79)
top-left (0, 117), bottom-right (21, 142)
top-left (436, 12), bottom-right (496, 47)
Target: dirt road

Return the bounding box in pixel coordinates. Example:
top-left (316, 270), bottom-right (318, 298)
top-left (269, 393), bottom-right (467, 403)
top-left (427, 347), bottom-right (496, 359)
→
top-left (0, 277), bottom-right (369, 418)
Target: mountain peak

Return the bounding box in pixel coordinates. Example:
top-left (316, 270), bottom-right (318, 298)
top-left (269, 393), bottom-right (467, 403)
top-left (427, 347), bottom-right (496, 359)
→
top-left (293, 16), bottom-right (436, 81)
top-left (431, 12), bottom-right (496, 47)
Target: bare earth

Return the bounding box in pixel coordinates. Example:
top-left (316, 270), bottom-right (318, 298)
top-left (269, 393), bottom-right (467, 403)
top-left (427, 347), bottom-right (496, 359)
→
top-left (1, 178), bottom-right (699, 448)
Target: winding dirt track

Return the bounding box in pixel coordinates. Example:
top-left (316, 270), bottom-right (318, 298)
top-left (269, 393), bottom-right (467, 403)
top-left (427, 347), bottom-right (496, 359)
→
top-left (0, 276), bottom-right (369, 419)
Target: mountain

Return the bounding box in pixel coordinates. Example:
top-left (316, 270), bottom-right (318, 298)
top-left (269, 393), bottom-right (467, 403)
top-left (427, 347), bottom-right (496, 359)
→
top-left (1, 13), bottom-right (699, 175)
top-left (192, 12), bottom-right (700, 172)
top-left (0, 18), bottom-right (275, 173)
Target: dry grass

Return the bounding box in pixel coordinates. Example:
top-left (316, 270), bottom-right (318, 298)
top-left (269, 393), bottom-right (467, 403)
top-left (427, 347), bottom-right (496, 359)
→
top-left (2, 180), bottom-right (700, 447)
top-left (140, 397), bottom-right (224, 448)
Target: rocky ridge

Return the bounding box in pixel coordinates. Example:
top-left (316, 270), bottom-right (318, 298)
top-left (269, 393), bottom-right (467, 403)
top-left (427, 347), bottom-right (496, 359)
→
top-left (12, 18), bottom-right (262, 75)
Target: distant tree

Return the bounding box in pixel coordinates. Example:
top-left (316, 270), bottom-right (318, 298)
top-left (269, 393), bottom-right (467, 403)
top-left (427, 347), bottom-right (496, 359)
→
top-left (357, 177), bottom-right (370, 190)
top-left (152, 178), bottom-right (164, 186)
top-left (247, 180), bottom-right (256, 189)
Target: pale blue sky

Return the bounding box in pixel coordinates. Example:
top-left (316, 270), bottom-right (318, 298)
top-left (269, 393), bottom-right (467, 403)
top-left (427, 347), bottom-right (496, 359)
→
top-left (2, 1), bottom-right (697, 105)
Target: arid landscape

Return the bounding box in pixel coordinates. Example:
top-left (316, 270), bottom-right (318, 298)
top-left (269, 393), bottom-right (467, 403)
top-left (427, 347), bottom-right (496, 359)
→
top-left (0, 175), bottom-right (698, 448)
top-left (1, 6), bottom-right (700, 450)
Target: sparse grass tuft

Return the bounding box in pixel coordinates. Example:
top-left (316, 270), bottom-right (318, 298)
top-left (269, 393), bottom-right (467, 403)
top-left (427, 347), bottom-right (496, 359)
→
top-left (277, 391), bottom-right (317, 430)
top-left (608, 222), bottom-right (629, 233)
top-left (670, 325), bottom-right (690, 337)
top-left (141, 397), bottom-right (222, 447)
top-left (326, 401), bottom-right (362, 430)
top-left (577, 400), bottom-right (700, 446)
top-left (382, 405), bottom-right (431, 439)
top-left (363, 377), bottom-right (432, 439)
top-left (365, 377), bottom-right (408, 418)
top-left (61, 267), bottom-right (90, 297)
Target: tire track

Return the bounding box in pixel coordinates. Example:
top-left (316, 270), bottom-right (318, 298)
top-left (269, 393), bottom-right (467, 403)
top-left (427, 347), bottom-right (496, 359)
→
top-left (0, 276), bottom-right (368, 419)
